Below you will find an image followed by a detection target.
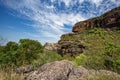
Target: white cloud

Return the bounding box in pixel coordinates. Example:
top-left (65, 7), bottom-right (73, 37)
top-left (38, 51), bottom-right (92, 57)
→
top-left (91, 0), bottom-right (102, 5)
top-left (2, 0), bottom-right (120, 44)
top-left (79, 0), bottom-right (84, 3)
top-left (2, 0), bottom-right (85, 40)
top-left (61, 0), bottom-right (71, 7)
top-left (111, 0), bottom-right (120, 6)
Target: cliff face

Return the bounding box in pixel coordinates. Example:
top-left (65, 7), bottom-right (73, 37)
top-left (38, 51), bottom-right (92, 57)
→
top-left (58, 6), bottom-right (120, 56)
top-left (72, 6), bottom-right (120, 32)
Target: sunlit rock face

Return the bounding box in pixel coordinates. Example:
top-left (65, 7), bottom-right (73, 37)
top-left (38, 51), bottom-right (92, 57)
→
top-left (44, 42), bottom-right (59, 51)
top-left (72, 6), bottom-right (120, 32)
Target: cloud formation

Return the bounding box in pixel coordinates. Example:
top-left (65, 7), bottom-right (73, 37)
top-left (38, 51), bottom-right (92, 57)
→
top-left (1, 0), bottom-right (120, 43)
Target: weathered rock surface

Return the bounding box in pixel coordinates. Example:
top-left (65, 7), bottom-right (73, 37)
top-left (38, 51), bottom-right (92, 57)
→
top-left (16, 65), bottom-right (33, 74)
top-left (58, 41), bottom-right (85, 56)
top-left (25, 60), bottom-right (74, 80)
top-left (57, 33), bottom-right (85, 56)
top-left (72, 6), bottom-right (120, 32)
top-left (44, 42), bottom-right (59, 51)
top-left (25, 60), bottom-right (120, 80)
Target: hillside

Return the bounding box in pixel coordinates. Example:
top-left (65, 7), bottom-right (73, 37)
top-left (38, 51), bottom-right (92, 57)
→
top-left (58, 6), bottom-right (120, 55)
top-left (57, 6), bottom-right (120, 73)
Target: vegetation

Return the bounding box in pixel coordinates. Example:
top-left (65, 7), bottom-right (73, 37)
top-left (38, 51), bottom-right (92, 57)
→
top-left (60, 28), bottom-right (120, 73)
top-left (0, 39), bottom-right (62, 67)
top-left (0, 28), bottom-right (120, 79)
top-left (84, 71), bottom-right (120, 80)
top-left (0, 39), bottom-right (62, 80)
top-left (0, 66), bottom-right (23, 80)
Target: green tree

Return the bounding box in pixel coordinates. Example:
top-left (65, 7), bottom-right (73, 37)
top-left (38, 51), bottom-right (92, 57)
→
top-left (5, 41), bottom-right (18, 51)
top-left (16, 39), bottom-right (43, 66)
top-left (0, 41), bottom-right (18, 65)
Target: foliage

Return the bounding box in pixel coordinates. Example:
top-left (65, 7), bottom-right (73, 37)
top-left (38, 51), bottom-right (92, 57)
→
top-left (62, 53), bottom-right (75, 61)
top-left (0, 39), bottom-right (63, 79)
top-left (60, 28), bottom-right (120, 73)
top-left (0, 28), bottom-right (120, 79)
top-left (73, 54), bottom-right (87, 66)
top-left (0, 41), bottom-right (18, 66)
top-left (0, 39), bottom-right (62, 68)
top-left (32, 50), bottom-right (62, 67)
top-left (0, 39), bottom-right (43, 66)
top-left (16, 39), bottom-right (43, 66)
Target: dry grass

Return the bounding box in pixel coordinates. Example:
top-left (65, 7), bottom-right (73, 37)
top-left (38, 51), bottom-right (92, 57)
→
top-left (0, 67), bottom-right (24, 80)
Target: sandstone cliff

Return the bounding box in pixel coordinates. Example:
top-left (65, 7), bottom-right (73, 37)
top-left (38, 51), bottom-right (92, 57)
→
top-left (72, 6), bottom-right (120, 32)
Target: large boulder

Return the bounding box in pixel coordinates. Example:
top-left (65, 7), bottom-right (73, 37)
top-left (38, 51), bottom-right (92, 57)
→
top-left (25, 60), bottom-right (120, 80)
top-left (25, 60), bottom-right (74, 80)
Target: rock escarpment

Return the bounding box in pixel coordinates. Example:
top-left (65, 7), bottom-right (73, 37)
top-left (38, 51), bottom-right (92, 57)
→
top-left (25, 60), bottom-right (120, 80)
top-left (72, 6), bottom-right (120, 32)
top-left (58, 6), bottom-right (120, 56)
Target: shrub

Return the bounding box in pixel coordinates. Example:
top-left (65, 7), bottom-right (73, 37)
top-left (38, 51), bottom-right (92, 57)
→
top-left (73, 54), bottom-right (87, 66)
top-left (0, 39), bottom-right (44, 66)
top-left (32, 50), bottom-right (62, 67)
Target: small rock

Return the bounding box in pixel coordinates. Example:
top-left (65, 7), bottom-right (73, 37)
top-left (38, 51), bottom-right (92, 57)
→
top-left (16, 65), bottom-right (33, 74)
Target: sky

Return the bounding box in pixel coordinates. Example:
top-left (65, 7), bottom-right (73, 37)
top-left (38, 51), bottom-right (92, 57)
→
top-left (0, 0), bottom-right (120, 45)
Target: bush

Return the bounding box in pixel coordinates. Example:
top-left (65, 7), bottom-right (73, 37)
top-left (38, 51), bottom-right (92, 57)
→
top-left (73, 54), bottom-right (87, 66)
top-left (0, 39), bottom-right (43, 66)
top-left (0, 38), bottom-right (63, 68)
top-left (15, 39), bottom-right (43, 66)
top-left (32, 50), bottom-right (62, 67)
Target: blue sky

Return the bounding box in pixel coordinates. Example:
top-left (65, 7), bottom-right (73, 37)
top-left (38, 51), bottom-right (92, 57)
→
top-left (0, 0), bottom-right (120, 45)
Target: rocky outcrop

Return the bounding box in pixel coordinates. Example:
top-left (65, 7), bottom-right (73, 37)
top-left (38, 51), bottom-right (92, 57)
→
top-left (57, 33), bottom-right (85, 56)
top-left (57, 6), bottom-right (120, 56)
top-left (58, 41), bottom-right (85, 56)
top-left (25, 60), bottom-right (120, 80)
top-left (44, 42), bottom-right (59, 51)
top-left (72, 6), bottom-right (120, 32)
